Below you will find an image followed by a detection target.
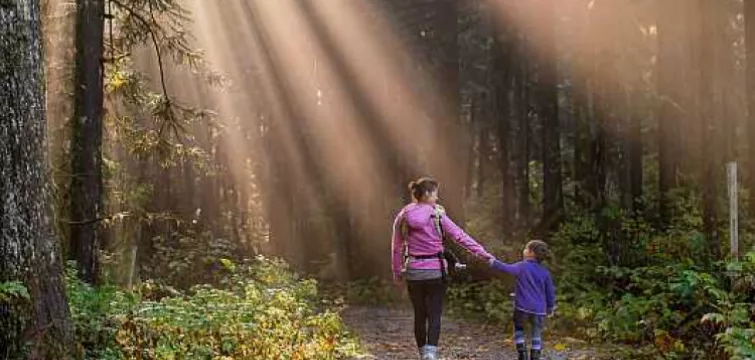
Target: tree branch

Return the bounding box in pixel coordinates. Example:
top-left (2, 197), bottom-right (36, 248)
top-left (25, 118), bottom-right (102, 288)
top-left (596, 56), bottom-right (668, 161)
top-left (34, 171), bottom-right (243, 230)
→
top-left (109, 0), bottom-right (170, 101)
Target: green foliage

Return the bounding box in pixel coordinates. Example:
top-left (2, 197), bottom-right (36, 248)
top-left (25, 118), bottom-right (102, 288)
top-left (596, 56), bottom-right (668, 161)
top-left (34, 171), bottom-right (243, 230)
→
top-left (0, 281), bottom-right (32, 360)
top-left (0, 281), bottom-right (30, 301)
top-left (544, 205), bottom-right (754, 358)
top-left (345, 277), bottom-right (400, 306)
top-left (446, 279), bottom-right (514, 323)
top-left (67, 257), bottom-right (363, 360)
top-left (703, 253), bottom-right (755, 360)
top-left (450, 197), bottom-right (755, 359)
top-left (144, 225), bottom-right (242, 288)
top-left (555, 252), bottom-right (755, 359)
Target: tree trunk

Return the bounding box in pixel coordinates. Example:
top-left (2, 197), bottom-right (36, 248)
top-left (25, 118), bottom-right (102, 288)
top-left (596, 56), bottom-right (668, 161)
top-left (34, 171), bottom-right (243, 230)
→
top-left (466, 101), bottom-right (478, 201)
top-left (436, 0), bottom-right (466, 223)
top-left (573, 74), bottom-right (592, 208)
top-left (493, 30), bottom-right (514, 235)
top-left (746, 0), bottom-right (755, 222)
top-left (1, 0), bottom-right (74, 356)
top-left (626, 89), bottom-right (643, 210)
top-left (699, 0), bottom-right (721, 260)
top-left (656, 0), bottom-right (686, 226)
top-left (538, 0), bottom-right (563, 233)
top-left (515, 39), bottom-right (531, 231)
top-left (476, 125), bottom-right (488, 198)
top-left (69, 0), bottom-right (105, 284)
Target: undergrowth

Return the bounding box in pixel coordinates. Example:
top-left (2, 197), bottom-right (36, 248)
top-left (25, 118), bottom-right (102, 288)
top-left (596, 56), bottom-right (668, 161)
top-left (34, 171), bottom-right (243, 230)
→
top-left (67, 256), bottom-right (363, 360)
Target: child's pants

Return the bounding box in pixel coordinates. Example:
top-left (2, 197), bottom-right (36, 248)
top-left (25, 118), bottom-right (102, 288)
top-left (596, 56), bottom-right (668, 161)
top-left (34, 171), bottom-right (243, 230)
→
top-left (513, 309), bottom-right (545, 351)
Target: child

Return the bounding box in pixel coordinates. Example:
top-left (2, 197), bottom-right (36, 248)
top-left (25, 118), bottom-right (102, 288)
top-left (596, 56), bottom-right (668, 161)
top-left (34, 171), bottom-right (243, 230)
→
top-left (489, 240), bottom-right (556, 360)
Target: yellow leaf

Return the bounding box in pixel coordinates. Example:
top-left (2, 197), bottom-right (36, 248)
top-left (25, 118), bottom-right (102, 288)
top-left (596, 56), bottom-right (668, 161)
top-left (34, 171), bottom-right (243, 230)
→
top-left (553, 343), bottom-right (568, 351)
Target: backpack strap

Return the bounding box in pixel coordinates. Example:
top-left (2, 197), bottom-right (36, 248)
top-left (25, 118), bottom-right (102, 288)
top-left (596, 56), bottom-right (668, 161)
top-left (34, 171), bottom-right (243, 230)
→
top-left (398, 209), bottom-right (409, 273)
top-left (431, 205), bottom-right (450, 283)
top-left (431, 205), bottom-right (446, 239)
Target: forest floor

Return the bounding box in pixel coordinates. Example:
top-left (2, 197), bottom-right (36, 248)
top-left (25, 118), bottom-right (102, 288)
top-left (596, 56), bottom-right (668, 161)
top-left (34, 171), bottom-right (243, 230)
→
top-left (342, 305), bottom-right (608, 360)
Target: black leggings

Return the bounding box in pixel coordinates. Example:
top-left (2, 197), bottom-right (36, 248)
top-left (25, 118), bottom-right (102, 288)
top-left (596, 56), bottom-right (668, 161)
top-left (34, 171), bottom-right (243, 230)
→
top-left (407, 279), bottom-right (447, 347)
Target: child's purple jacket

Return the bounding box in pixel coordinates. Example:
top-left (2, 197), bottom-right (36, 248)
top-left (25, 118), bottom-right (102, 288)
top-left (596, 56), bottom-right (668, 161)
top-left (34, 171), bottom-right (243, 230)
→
top-left (490, 259), bottom-right (556, 316)
top-left (391, 203), bottom-right (493, 281)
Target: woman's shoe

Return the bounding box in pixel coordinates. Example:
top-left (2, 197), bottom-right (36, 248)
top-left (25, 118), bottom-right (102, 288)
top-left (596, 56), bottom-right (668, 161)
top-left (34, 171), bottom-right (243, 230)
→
top-left (418, 345), bottom-right (427, 360)
top-left (423, 345), bottom-right (438, 360)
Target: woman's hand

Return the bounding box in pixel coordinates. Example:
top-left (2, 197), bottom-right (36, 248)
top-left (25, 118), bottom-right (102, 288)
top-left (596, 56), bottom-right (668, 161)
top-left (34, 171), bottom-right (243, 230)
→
top-left (393, 274), bottom-right (404, 286)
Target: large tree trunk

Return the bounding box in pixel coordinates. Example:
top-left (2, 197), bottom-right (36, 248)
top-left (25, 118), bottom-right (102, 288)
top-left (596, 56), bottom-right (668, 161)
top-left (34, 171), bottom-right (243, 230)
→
top-left (656, 0), bottom-right (687, 226)
top-left (746, 0), bottom-right (755, 223)
top-left (538, 0), bottom-right (563, 233)
top-left (0, 0), bottom-right (74, 357)
top-left (699, 0), bottom-right (721, 260)
top-left (573, 74), bottom-right (592, 208)
top-left (493, 29), bottom-right (514, 235)
top-left (476, 124), bottom-right (488, 198)
top-left (626, 89), bottom-right (643, 211)
top-left (435, 0), bottom-right (466, 223)
top-left (68, 0), bottom-right (105, 284)
top-left (514, 39), bottom-right (531, 231)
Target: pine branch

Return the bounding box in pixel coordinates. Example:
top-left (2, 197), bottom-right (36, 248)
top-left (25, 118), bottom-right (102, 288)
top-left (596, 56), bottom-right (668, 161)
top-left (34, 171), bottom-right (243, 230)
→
top-left (109, 0), bottom-right (170, 102)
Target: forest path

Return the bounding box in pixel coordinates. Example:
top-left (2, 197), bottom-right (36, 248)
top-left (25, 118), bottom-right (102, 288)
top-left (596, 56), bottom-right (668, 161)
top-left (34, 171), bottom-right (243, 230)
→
top-left (342, 305), bottom-right (605, 360)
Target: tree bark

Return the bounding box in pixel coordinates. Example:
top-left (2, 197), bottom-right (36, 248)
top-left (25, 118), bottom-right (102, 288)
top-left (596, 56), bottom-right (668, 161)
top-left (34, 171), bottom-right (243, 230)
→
top-left (514, 36), bottom-right (531, 231)
top-left (699, 0), bottom-right (721, 260)
top-left (746, 0), bottom-right (755, 222)
top-left (538, 0), bottom-right (563, 233)
top-left (626, 89), bottom-right (643, 211)
top-left (493, 29), bottom-right (514, 235)
top-left (656, 0), bottom-right (686, 226)
top-left (435, 0), bottom-right (466, 223)
top-left (573, 73), bottom-right (592, 208)
top-left (1, 0), bottom-right (74, 356)
top-left (476, 125), bottom-right (488, 198)
top-left (69, 0), bottom-right (106, 284)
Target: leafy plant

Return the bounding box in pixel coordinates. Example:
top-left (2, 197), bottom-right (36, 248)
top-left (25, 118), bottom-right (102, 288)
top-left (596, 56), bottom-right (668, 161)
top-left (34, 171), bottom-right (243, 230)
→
top-left (345, 277), bottom-right (400, 306)
top-left (67, 257), bottom-right (364, 359)
top-left (0, 281), bottom-right (30, 301)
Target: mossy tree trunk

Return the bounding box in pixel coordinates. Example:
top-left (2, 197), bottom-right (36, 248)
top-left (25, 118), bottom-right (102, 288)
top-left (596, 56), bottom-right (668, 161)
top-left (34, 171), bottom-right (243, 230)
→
top-left (0, 0), bottom-right (74, 357)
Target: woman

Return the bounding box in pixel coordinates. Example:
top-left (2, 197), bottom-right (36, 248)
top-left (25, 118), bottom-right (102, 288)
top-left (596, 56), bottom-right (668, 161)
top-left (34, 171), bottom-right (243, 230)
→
top-left (392, 177), bottom-right (494, 360)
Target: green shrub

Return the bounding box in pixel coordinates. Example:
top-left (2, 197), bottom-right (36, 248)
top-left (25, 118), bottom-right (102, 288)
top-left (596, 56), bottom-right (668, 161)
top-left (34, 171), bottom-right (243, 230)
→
top-left (144, 227), bottom-right (244, 288)
top-left (345, 277), bottom-right (400, 306)
top-left (446, 279), bottom-right (514, 323)
top-left (450, 199), bottom-right (755, 359)
top-left (67, 256), bottom-right (363, 360)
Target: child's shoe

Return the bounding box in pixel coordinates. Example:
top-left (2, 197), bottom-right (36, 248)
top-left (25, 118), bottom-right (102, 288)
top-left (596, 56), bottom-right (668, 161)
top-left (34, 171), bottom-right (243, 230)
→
top-left (530, 349), bottom-right (541, 360)
top-left (517, 344), bottom-right (528, 360)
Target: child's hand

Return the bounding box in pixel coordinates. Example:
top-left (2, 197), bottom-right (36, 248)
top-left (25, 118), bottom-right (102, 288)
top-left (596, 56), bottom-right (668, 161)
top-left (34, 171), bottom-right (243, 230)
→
top-left (488, 257), bottom-right (497, 266)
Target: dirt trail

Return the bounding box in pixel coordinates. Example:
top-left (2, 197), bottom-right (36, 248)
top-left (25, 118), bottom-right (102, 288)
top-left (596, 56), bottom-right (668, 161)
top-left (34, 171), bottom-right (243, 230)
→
top-left (342, 306), bottom-right (604, 360)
